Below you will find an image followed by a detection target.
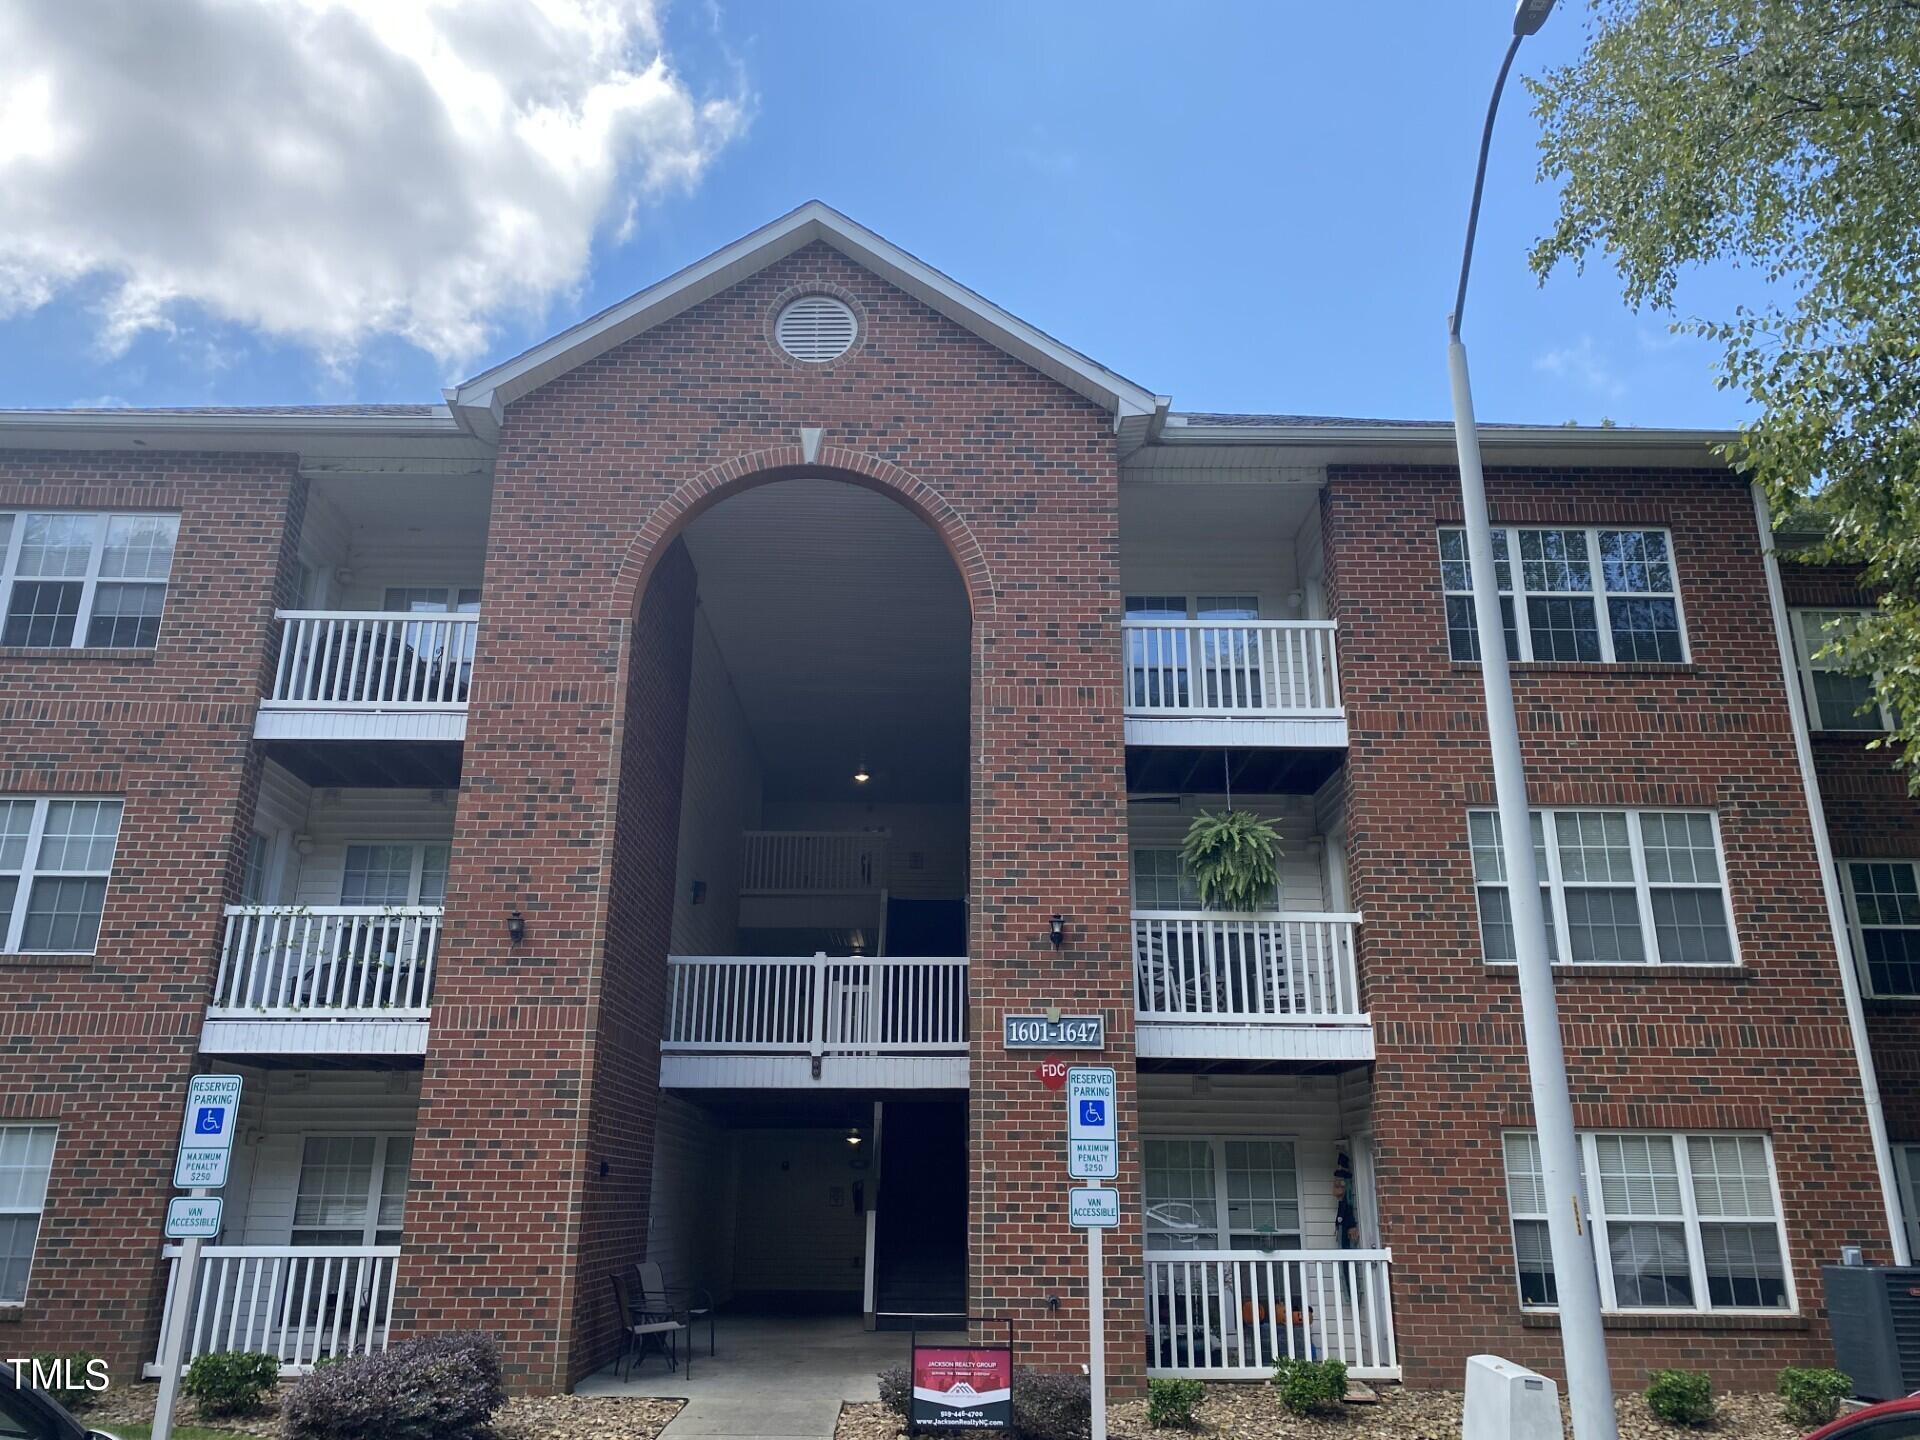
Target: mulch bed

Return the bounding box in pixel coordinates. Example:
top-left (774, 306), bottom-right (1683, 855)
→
top-left (836, 1386), bottom-right (1812, 1440)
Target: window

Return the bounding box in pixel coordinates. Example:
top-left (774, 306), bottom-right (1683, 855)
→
top-left (1132, 848), bottom-right (1202, 910)
top-left (1842, 861), bottom-right (1920, 997)
top-left (1896, 1144), bottom-right (1920, 1262)
top-left (241, 833), bottom-right (273, 906)
top-left (0, 798), bottom-right (123, 954)
top-left (340, 843), bottom-right (449, 907)
top-left (0, 1126), bottom-right (56, 1304)
top-left (1502, 1130), bottom-right (1791, 1314)
top-left (1125, 596), bottom-right (1191, 709)
top-left (0, 512), bottom-right (179, 650)
top-left (1438, 526), bottom-right (1685, 664)
top-left (382, 586), bottom-right (481, 614)
top-left (291, 1134), bottom-right (411, 1246)
top-left (1144, 1136), bottom-right (1301, 1252)
top-left (1469, 808), bottom-right (1735, 966)
top-left (1792, 609), bottom-right (1889, 732)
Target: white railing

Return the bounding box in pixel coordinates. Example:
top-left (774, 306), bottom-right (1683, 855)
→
top-left (741, 831), bottom-right (888, 892)
top-left (153, 1245), bottom-right (401, 1375)
top-left (265, 610), bottom-right (478, 710)
top-left (664, 954), bottom-right (968, 1055)
top-left (1145, 1249), bottom-right (1397, 1380)
top-left (1133, 911), bottom-right (1363, 1023)
top-left (1123, 619), bottom-right (1340, 718)
top-left (210, 905), bottom-right (441, 1018)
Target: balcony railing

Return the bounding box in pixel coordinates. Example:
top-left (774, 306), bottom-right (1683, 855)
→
top-left (741, 831), bottom-right (887, 893)
top-left (1123, 619), bottom-right (1340, 718)
top-left (265, 610), bottom-right (477, 711)
top-left (664, 954), bottom-right (968, 1056)
top-left (210, 905), bottom-right (441, 1018)
top-left (152, 1244), bottom-right (400, 1376)
top-left (1132, 911), bottom-right (1364, 1023)
top-left (1145, 1249), bottom-right (1397, 1380)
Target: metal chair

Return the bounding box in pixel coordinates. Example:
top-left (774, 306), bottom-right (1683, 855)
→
top-left (609, 1269), bottom-right (687, 1379)
top-left (635, 1260), bottom-right (715, 1358)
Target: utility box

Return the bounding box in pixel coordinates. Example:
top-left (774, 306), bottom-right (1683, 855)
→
top-left (1824, 1264), bottom-right (1920, 1401)
top-left (1463, 1354), bottom-right (1563, 1440)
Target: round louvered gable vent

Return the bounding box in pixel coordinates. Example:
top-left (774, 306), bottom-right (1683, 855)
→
top-left (775, 295), bottom-right (858, 362)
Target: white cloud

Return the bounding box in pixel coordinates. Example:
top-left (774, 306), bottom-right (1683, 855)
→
top-left (1533, 334), bottom-right (1627, 401)
top-left (0, 0), bottom-right (747, 371)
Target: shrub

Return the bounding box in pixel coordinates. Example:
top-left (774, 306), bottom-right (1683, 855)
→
top-left (1646, 1369), bottom-right (1714, 1427)
top-left (283, 1332), bottom-right (505, 1440)
top-left (32, 1353), bottom-right (101, 1413)
top-left (181, 1351), bottom-right (279, 1417)
top-left (1273, 1357), bottom-right (1348, 1416)
top-left (1012, 1368), bottom-right (1091, 1440)
top-left (1147, 1377), bottom-right (1206, 1429)
top-left (878, 1365), bottom-right (910, 1418)
top-left (1778, 1367), bottom-right (1852, 1428)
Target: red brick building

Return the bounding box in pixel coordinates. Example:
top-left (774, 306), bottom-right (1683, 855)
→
top-left (0, 204), bottom-right (1904, 1397)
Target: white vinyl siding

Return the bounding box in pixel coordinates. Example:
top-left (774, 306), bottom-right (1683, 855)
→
top-left (1470, 808), bottom-right (1736, 967)
top-left (1841, 860), bottom-right (1920, 998)
top-left (0, 512), bottom-right (179, 649)
top-left (1439, 526), bottom-right (1687, 664)
top-left (1790, 609), bottom-right (1890, 732)
top-left (0, 797), bottom-right (124, 954)
top-left (0, 1126), bottom-right (56, 1304)
top-left (1502, 1131), bottom-right (1792, 1315)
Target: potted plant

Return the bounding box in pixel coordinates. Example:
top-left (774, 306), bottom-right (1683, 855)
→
top-left (1180, 808), bottom-right (1281, 911)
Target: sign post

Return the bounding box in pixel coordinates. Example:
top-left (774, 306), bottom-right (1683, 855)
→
top-left (153, 1075), bottom-right (242, 1440)
top-left (1066, 1067), bottom-right (1117, 1440)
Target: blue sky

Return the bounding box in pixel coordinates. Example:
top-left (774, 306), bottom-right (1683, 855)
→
top-left (0, 1), bottom-right (1752, 429)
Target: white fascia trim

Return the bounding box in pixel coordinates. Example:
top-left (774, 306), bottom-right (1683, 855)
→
top-left (1753, 482), bottom-right (1911, 1265)
top-left (0, 408), bottom-right (473, 456)
top-left (449, 200), bottom-right (1162, 435)
top-left (1158, 418), bottom-right (1737, 450)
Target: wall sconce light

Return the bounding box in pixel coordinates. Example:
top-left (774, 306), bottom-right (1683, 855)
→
top-left (1049, 914), bottom-right (1066, 949)
top-left (292, 833), bottom-right (314, 857)
top-left (506, 910), bottom-right (526, 945)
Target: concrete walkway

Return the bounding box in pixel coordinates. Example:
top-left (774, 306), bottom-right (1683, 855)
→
top-left (576, 1313), bottom-right (905, 1440)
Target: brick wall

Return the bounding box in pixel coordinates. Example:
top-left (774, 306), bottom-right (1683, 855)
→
top-left (0, 451), bottom-right (301, 1376)
top-left (1325, 465), bottom-right (1887, 1389)
top-left (401, 242), bottom-right (1141, 1389)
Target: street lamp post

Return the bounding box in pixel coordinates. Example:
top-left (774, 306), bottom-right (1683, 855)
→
top-left (1447, 4), bottom-right (1619, 1440)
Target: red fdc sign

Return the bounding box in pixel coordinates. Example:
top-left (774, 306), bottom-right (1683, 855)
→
top-left (912, 1345), bottom-right (1012, 1431)
top-left (1035, 1057), bottom-right (1067, 1090)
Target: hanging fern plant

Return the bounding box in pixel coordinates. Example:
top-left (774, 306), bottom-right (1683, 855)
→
top-left (1180, 808), bottom-right (1281, 911)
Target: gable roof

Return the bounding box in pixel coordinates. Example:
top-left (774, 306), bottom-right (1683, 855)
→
top-left (447, 200), bottom-right (1167, 441)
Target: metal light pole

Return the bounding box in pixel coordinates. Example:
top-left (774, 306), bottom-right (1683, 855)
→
top-left (1447, 4), bottom-right (1619, 1439)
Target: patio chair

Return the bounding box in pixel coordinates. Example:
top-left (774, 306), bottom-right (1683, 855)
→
top-left (635, 1260), bottom-right (715, 1358)
top-left (609, 1269), bottom-right (688, 1379)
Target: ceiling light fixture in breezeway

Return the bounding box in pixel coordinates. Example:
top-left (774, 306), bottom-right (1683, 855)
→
top-left (853, 760), bottom-right (870, 784)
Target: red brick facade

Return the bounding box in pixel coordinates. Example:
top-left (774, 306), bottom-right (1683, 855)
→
top-left (1324, 465), bottom-right (1889, 1389)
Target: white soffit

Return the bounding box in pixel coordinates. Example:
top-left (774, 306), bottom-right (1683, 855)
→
top-left (449, 200), bottom-right (1166, 439)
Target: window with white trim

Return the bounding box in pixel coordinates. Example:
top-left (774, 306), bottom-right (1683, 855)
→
top-left (1131, 845), bottom-right (1278, 911)
top-left (1502, 1130), bottom-right (1791, 1313)
top-left (340, 843), bottom-right (449, 907)
top-left (1438, 526), bottom-right (1686, 663)
top-left (291, 1134), bottom-right (412, 1246)
top-left (1144, 1136), bottom-right (1301, 1251)
top-left (0, 1125), bottom-right (56, 1304)
top-left (1895, 1143), bottom-right (1920, 1262)
top-left (1841, 860), bottom-right (1920, 997)
top-left (0, 798), bottom-right (123, 954)
top-left (1790, 608), bottom-right (1890, 732)
top-left (1469, 808), bottom-right (1735, 966)
top-left (0, 512), bottom-right (179, 649)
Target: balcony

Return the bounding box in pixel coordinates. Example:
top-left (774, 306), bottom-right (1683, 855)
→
top-left (1122, 619), bottom-right (1344, 763)
top-left (254, 610), bottom-right (477, 785)
top-left (1145, 1249), bottom-right (1397, 1381)
top-left (1132, 911), bottom-right (1370, 1064)
top-left (201, 905), bottom-right (441, 1057)
top-left (661, 952), bottom-right (968, 1089)
top-left (148, 1244), bottom-right (400, 1377)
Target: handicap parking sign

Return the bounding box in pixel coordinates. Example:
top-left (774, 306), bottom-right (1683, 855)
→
top-left (195, 1107), bottom-right (223, 1135)
top-left (1066, 1067), bottom-right (1116, 1141)
top-left (1078, 1099), bottom-right (1106, 1128)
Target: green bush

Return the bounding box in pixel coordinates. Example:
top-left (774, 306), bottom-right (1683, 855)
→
top-left (283, 1333), bottom-right (505, 1440)
top-left (877, 1365), bottom-right (909, 1418)
top-left (1778, 1367), bottom-right (1852, 1428)
top-left (1147, 1377), bottom-right (1205, 1429)
top-left (182, 1350), bottom-right (280, 1417)
top-left (31, 1354), bottom-right (101, 1413)
top-left (1646, 1369), bottom-right (1714, 1427)
top-left (1272, 1357), bottom-right (1348, 1416)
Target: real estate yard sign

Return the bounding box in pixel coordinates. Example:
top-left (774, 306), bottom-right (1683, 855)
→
top-left (911, 1326), bottom-right (1012, 1432)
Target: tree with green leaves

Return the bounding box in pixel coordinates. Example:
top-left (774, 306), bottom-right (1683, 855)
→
top-left (1529, 0), bottom-right (1920, 777)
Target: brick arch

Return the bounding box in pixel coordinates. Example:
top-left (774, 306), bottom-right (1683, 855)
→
top-left (612, 445), bottom-right (996, 625)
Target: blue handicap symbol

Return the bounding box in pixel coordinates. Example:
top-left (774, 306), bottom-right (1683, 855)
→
top-left (195, 1106), bottom-right (224, 1135)
top-left (1079, 1099), bottom-right (1106, 1128)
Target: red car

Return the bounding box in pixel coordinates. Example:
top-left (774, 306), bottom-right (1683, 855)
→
top-left (1806, 1397), bottom-right (1920, 1439)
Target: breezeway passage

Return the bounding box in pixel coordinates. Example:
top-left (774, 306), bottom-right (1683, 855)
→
top-left (578, 1314), bottom-right (902, 1440)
